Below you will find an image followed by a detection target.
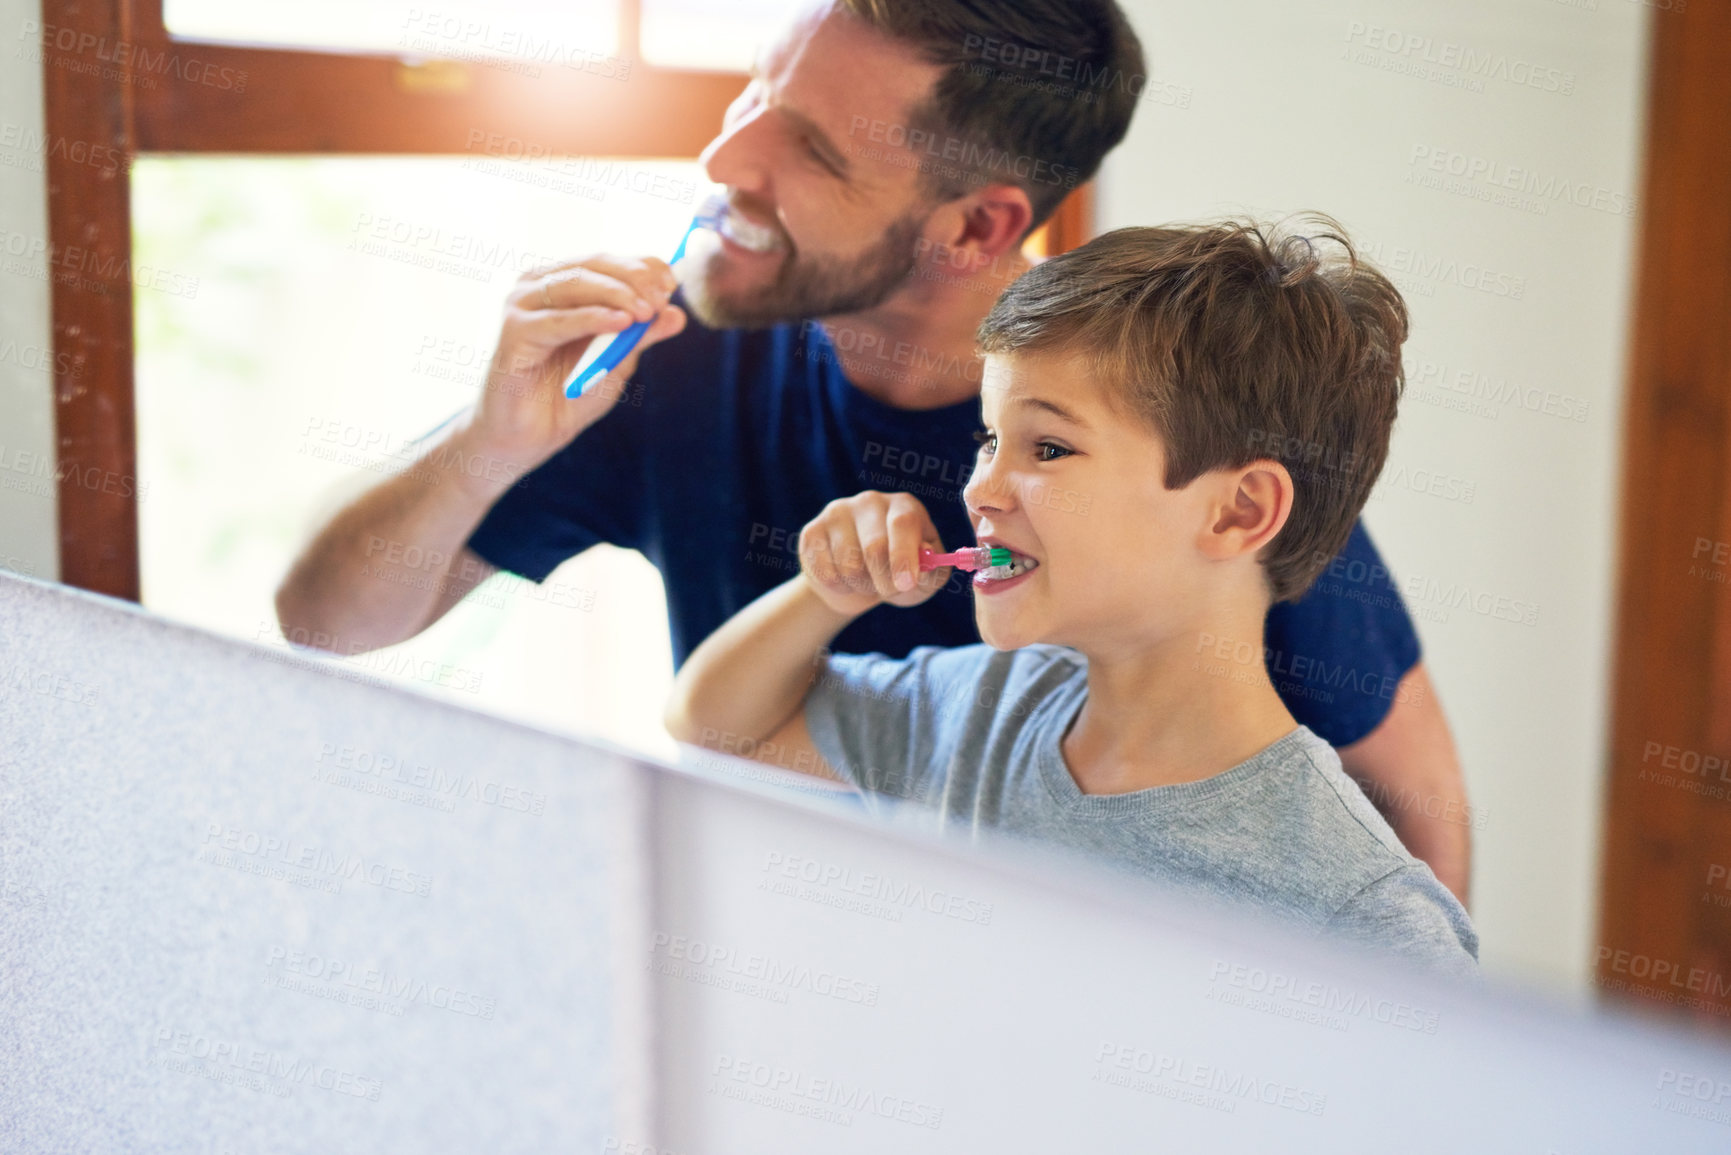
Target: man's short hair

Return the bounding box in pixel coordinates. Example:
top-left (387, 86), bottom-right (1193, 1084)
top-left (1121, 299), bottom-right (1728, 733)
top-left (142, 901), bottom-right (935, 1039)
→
top-left (976, 216), bottom-right (1409, 602)
top-left (837, 0), bottom-right (1144, 230)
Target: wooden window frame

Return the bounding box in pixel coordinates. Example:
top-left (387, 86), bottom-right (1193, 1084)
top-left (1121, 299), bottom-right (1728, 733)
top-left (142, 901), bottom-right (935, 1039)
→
top-left (41, 0), bottom-right (1090, 598)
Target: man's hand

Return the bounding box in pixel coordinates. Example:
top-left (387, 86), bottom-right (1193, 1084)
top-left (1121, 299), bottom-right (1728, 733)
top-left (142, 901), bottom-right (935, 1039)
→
top-left (798, 491), bottom-right (949, 616)
top-left (469, 255), bottom-right (687, 470)
top-left (276, 254), bottom-right (687, 657)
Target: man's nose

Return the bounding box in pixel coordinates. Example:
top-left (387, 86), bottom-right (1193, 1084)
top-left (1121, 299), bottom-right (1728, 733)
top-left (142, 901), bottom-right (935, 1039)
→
top-left (699, 105), bottom-right (770, 194)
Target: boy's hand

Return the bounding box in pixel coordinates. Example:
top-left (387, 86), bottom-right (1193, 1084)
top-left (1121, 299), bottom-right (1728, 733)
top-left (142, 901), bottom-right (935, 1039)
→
top-left (798, 491), bottom-right (949, 617)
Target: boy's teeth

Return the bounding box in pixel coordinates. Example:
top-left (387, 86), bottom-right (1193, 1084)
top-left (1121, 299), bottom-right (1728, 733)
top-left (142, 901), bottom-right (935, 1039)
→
top-left (980, 554), bottom-right (1038, 580)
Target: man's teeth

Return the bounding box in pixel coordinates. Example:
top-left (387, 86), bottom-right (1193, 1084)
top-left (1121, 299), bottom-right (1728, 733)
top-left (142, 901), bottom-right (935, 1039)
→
top-left (718, 211), bottom-right (781, 253)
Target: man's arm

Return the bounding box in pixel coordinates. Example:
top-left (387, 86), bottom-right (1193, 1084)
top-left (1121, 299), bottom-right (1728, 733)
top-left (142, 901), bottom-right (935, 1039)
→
top-left (274, 422), bottom-right (504, 655)
top-left (1337, 662), bottom-right (1472, 907)
top-left (275, 255), bottom-right (684, 654)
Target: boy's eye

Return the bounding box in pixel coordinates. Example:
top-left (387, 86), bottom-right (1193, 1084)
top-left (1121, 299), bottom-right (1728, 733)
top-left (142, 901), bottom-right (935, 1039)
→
top-left (974, 430), bottom-right (1069, 461)
top-left (1036, 441), bottom-right (1072, 462)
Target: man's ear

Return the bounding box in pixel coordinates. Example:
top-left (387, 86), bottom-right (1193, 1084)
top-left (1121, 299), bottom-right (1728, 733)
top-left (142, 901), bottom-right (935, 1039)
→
top-left (920, 183), bottom-right (1034, 270)
top-left (1200, 460), bottom-right (1294, 562)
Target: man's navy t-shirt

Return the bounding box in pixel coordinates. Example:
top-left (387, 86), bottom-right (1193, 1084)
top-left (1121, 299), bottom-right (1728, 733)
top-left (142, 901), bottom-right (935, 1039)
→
top-left (467, 306), bottom-right (1422, 747)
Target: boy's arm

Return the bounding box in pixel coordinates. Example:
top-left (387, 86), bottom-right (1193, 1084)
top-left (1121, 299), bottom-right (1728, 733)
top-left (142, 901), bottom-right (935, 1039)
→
top-left (1327, 864), bottom-right (1479, 980)
top-left (664, 490), bottom-right (951, 780)
top-left (664, 576), bottom-right (856, 780)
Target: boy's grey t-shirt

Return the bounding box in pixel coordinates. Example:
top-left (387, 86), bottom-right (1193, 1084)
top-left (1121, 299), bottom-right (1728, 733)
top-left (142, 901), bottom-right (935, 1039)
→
top-left (804, 643), bottom-right (1478, 975)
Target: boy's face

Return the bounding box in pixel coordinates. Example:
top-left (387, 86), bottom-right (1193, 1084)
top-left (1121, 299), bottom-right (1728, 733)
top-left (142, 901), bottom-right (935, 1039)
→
top-left (963, 350), bottom-right (1247, 655)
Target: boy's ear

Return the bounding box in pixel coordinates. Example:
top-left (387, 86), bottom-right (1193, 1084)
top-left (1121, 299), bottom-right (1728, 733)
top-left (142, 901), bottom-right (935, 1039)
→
top-left (1200, 460), bottom-right (1294, 562)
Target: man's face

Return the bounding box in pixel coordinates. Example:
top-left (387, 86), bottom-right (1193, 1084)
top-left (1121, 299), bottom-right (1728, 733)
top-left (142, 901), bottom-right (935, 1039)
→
top-left (962, 351), bottom-right (1239, 657)
top-left (683, 1), bottom-right (950, 328)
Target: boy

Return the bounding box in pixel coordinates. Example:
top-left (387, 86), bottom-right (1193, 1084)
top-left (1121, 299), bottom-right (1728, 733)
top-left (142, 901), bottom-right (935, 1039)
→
top-left (664, 218), bottom-right (1477, 974)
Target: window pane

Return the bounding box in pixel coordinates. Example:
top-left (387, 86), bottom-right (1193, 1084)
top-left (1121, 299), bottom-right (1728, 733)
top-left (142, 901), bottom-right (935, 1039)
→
top-left (163, 0), bottom-right (617, 63)
top-left (639, 0), bottom-right (799, 72)
top-left (132, 156), bottom-right (705, 760)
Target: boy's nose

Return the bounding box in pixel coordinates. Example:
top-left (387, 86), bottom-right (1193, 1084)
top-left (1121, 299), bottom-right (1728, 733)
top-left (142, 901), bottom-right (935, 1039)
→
top-left (963, 460), bottom-right (1017, 518)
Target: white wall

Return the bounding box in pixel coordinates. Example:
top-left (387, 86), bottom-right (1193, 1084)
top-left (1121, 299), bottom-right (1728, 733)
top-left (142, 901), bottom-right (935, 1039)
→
top-left (1100, 0), bottom-right (1648, 993)
top-left (0, 0), bottom-right (58, 581)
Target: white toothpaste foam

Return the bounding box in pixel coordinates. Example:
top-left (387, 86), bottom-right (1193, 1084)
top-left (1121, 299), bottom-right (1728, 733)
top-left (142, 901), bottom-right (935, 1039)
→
top-left (716, 208), bottom-right (782, 253)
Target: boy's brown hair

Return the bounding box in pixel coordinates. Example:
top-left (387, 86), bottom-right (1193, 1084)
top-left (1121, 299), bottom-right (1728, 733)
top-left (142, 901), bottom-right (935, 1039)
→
top-left (976, 216), bottom-right (1408, 602)
top-left (837, 0), bottom-right (1144, 230)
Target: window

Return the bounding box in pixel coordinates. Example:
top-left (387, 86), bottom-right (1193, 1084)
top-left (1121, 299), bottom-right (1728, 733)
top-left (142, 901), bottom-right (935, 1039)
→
top-left (133, 155), bottom-right (699, 755)
top-left (164, 0), bottom-right (620, 60)
top-left (44, 0), bottom-right (1090, 754)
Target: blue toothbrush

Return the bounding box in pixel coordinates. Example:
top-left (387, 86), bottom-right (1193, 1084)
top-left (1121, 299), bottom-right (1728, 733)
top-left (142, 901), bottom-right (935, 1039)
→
top-left (564, 194), bottom-right (729, 399)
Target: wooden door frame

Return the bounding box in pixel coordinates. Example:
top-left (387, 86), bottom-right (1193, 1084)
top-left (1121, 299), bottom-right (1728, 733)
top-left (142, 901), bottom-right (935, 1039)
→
top-left (1596, 0), bottom-right (1731, 1024)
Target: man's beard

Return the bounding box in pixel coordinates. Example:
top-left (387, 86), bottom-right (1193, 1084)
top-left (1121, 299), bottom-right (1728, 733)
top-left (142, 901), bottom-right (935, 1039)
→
top-left (681, 210), bottom-right (927, 330)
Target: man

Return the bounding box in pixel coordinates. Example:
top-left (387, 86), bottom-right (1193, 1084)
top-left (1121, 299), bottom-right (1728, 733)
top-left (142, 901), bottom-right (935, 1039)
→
top-left (276, 0), bottom-right (1471, 902)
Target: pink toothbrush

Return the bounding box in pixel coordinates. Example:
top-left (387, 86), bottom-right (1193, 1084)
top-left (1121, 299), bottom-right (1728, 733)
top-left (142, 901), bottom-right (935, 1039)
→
top-left (919, 546), bottom-right (1012, 573)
